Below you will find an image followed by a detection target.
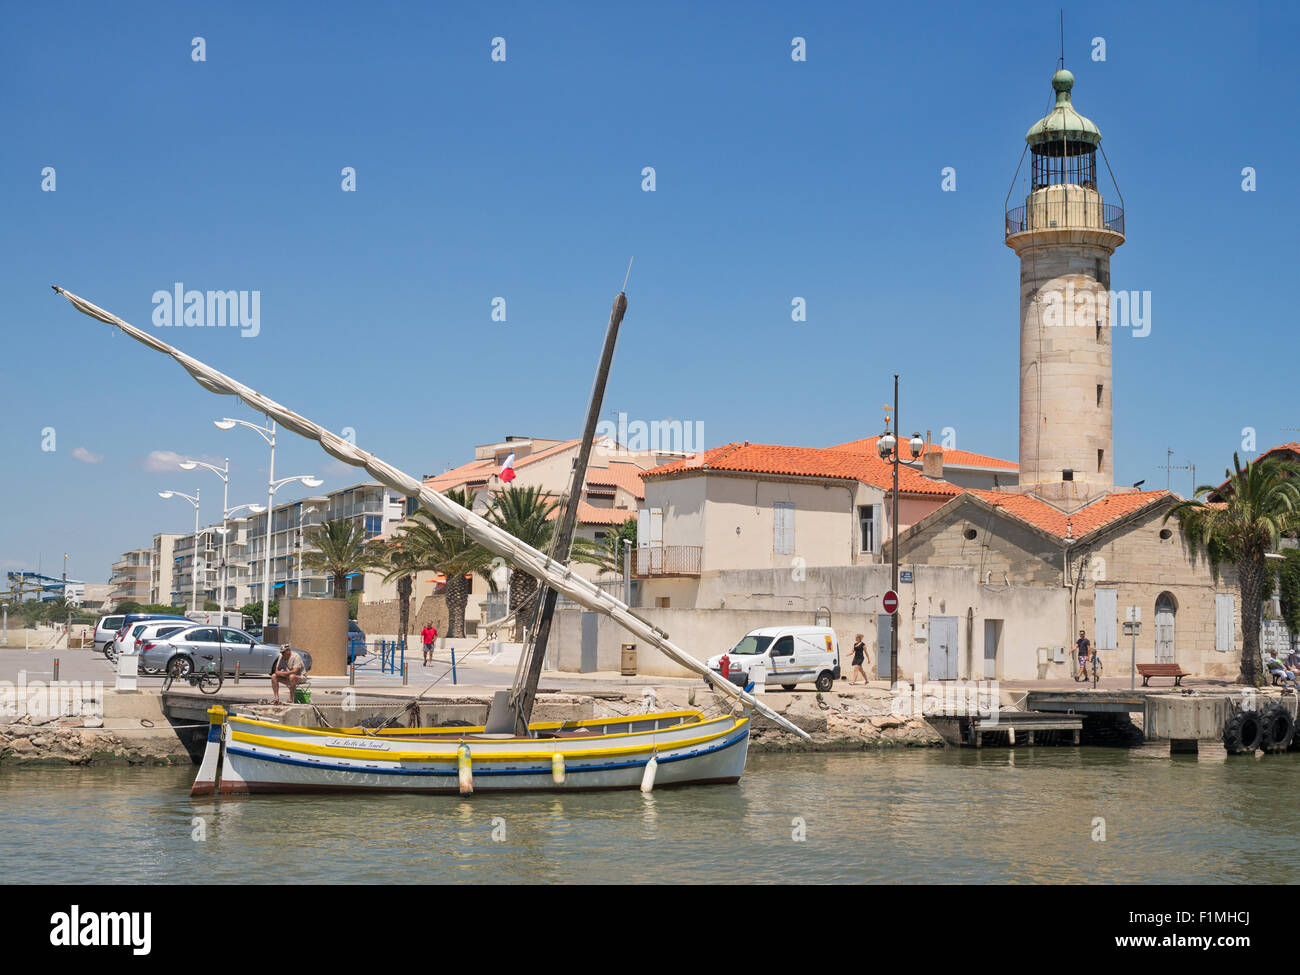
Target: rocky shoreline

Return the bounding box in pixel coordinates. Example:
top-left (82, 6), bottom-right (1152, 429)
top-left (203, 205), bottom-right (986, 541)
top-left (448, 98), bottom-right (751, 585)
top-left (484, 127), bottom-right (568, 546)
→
top-left (0, 722), bottom-right (193, 767)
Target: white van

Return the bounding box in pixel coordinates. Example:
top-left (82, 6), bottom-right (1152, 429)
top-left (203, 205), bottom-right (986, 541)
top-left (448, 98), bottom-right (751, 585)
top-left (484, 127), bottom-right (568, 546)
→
top-left (706, 626), bottom-right (841, 692)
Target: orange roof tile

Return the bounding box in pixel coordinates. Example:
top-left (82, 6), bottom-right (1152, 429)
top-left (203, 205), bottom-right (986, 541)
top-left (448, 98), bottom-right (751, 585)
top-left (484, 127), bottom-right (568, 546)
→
top-left (933, 488), bottom-right (1174, 541)
top-left (585, 462), bottom-right (647, 499)
top-left (643, 442), bottom-right (962, 497)
top-left (830, 435), bottom-right (1018, 472)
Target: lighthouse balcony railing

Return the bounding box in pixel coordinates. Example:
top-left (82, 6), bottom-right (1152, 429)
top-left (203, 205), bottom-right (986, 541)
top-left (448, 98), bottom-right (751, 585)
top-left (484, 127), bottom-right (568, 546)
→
top-left (1005, 200), bottom-right (1124, 238)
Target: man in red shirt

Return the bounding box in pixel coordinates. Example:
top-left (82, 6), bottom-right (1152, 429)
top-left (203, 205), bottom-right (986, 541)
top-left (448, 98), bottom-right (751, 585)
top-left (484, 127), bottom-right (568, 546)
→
top-left (421, 622), bottom-right (438, 666)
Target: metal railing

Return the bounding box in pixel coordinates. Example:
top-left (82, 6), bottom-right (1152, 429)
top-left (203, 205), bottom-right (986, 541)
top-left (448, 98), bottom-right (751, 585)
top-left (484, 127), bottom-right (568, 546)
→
top-left (1005, 200), bottom-right (1124, 237)
top-left (633, 545), bottom-right (702, 576)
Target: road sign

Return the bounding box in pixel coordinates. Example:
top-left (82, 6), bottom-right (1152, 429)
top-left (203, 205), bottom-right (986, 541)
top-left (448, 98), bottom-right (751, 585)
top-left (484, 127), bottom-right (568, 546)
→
top-left (882, 590), bottom-right (899, 614)
top-left (900, 570), bottom-right (913, 583)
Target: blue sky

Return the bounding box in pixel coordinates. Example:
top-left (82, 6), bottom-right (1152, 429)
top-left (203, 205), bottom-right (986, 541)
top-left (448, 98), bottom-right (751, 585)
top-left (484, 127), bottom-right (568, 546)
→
top-left (2, 0), bottom-right (1296, 583)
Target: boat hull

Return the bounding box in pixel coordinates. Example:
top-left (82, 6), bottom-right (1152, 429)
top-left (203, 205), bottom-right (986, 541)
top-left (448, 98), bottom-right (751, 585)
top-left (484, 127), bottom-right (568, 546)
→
top-left (196, 708), bottom-right (750, 795)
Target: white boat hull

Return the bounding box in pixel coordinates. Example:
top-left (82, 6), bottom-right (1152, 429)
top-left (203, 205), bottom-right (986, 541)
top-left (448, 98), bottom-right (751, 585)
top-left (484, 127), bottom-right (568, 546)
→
top-left (194, 707), bottom-right (750, 796)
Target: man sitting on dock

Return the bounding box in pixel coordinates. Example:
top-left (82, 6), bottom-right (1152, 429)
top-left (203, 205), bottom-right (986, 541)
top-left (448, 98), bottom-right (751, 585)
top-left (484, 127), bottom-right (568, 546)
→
top-left (271, 644), bottom-right (307, 704)
top-left (1265, 652), bottom-right (1296, 687)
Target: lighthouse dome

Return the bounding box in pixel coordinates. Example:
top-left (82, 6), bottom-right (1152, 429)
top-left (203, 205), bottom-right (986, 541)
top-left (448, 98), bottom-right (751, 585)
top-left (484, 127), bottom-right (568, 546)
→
top-left (1025, 69), bottom-right (1101, 146)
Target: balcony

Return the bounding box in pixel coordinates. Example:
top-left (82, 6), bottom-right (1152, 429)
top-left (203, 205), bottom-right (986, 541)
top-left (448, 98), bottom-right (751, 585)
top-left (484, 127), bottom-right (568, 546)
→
top-left (633, 545), bottom-right (702, 577)
top-left (1005, 198), bottom-right (1124, 239)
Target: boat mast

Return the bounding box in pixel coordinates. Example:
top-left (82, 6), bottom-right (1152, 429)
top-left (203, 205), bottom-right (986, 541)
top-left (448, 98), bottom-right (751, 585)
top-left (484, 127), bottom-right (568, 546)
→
top-left (507, 290), bottom-right (627, 736)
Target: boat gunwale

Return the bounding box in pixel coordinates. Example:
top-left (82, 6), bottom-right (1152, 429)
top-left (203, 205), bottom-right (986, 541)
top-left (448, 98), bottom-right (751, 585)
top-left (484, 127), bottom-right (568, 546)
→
top-left (227, 715), bottom-right (749, 764)
top-left (226, 708), bottom-right (716, 745)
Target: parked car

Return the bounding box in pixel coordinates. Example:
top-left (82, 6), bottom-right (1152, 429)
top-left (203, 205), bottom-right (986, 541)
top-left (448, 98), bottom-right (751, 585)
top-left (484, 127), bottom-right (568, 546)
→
top-left (127, 621), bottom-right (192, 673)
top-left (104, 612), bottom-right (191, 660)
top-left (705, 625), bottom-right (841, 692)
top-left (118, 618), bottom-right (192, 659)
top-left (348, 620), bottom-right (367, 663)
top-left (93, 615), bottom-right (126, 656)
top-left (139, 625), bottom-right (313, 678)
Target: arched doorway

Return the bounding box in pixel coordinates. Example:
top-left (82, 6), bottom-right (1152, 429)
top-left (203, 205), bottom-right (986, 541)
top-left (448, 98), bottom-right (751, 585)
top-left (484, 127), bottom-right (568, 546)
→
top-left (1155, 592), bottom-right (1177, 663)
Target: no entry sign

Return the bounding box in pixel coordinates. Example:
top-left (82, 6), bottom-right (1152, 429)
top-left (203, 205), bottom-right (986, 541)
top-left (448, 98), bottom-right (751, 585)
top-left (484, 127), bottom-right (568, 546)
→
top-left (882, 589), bottom-right (899, 614)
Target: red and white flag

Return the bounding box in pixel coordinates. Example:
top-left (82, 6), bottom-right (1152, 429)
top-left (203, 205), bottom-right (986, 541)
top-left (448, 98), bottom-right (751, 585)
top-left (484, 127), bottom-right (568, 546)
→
top-left (498, 452), bottom-right (516, 482)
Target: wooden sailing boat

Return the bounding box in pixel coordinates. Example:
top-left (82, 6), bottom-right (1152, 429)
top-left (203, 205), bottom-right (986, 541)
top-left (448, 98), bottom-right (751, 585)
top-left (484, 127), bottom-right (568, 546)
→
top-left (53, 283), bottom-right (809, 796)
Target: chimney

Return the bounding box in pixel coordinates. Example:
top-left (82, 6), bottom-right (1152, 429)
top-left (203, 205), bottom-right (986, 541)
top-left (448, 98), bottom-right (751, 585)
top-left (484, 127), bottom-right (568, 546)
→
top-left (923, 446), bottom-right (944, 479)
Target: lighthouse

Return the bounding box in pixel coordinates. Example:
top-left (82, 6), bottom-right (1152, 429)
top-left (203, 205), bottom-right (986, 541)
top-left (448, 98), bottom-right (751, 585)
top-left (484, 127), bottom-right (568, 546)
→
top-left (1006, 68), bottom-right (1125, 503)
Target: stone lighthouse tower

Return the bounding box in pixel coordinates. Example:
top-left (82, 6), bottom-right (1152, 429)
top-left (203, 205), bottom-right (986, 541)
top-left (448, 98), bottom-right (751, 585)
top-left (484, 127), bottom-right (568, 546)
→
top-left (1006, 69), bottom-right (1125, 504)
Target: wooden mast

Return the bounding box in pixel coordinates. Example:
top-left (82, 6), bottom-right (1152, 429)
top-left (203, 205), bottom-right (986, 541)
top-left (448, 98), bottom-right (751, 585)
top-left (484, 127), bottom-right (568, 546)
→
top-left (507, 290), bottom-right (627, 735)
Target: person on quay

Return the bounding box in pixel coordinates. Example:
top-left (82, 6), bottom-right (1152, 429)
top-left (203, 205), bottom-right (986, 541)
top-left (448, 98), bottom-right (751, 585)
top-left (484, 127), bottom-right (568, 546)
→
top-left (1075, 629), bottom-right (1091, 683)
top-left (850, 633), bottom-right (870, 684)
top-left (421, 621), bottom-right (438, 666)
top-left (271, 644), bottom-right (306, 704)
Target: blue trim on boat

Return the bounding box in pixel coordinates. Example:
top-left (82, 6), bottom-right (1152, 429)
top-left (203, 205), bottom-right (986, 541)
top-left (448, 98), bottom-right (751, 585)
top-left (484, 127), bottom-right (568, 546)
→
top-left (227, 726), bottom-right (749, 778)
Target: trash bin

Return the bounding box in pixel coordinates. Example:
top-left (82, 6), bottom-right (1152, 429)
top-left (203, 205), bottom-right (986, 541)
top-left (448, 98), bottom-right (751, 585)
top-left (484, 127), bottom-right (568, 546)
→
top-left (621, 643), bottom-right (637, 676)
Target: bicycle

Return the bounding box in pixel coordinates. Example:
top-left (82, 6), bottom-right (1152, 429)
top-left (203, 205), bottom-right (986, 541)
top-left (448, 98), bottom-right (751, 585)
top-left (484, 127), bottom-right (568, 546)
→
top-left (161, 655), bottom-right (224, 695)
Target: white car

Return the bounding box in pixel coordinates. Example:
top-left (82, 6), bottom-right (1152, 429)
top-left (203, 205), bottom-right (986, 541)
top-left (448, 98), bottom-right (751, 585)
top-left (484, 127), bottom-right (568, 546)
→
top-left (706, 625), bottom-right (841, 692)
top-left (124, 621), bottom-right (192, 672)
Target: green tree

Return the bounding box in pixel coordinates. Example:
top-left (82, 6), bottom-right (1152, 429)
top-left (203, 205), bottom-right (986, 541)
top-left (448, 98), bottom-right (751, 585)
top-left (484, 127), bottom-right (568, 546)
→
top-left (1166, 454), bottom-right (1300, 685)
top-left (399, 490), bottom-right (495, 638)
top-left (571, 517), bottom-right (637, 575)
top-left (241, 600), bottom-right (279, 627)
top-left (486, 485), bottom-right (558, 637)
top-left (299, 518), bottom-right (385, 599)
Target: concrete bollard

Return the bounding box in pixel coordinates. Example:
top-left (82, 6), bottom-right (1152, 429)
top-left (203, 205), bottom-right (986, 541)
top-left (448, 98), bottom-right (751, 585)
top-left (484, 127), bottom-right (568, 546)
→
top-left (234, 662), bottom-right (240, 684)
top-left (402, 663), bottom-right (408, 686)
top-left (349, 664), bottom-right (355, 686)
top-left (53, 658), bottom-right (59, 682)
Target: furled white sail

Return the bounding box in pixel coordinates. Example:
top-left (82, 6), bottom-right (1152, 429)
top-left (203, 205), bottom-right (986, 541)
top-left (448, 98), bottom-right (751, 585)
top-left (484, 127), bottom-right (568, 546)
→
top-left (53, 286), bottom-right (811, 740)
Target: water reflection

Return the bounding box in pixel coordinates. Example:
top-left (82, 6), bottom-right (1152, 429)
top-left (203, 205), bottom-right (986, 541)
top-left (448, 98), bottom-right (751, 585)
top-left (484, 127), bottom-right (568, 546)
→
top-left (2, 748), bottom-right (1300, 883)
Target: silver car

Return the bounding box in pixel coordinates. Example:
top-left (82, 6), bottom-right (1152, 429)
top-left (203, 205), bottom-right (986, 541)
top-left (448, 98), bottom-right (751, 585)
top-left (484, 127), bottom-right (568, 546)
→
top-left (139, 625), bottom-right (313, 678)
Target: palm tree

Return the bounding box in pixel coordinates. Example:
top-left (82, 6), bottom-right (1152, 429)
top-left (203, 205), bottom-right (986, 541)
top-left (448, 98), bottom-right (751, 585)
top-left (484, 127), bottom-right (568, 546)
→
top-left (1166, 454), bottom-right (1300, 685)
top-left (399, 490), bottom-right (495, 637)
top-left (571, 517), bottom-right (637, 575)
top-left (378, 539), bottom-right (423, 646)
top-left (486, 485), bottom-right (559, 638)
top-left (300, 518), bottom-right (385, 600)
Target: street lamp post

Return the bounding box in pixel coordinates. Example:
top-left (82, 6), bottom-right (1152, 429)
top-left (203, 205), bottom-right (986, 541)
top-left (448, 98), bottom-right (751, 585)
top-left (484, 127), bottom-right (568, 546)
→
top-left (180, 457), bottom-right (230, 610)
top-left (158, 489), bottom-right (201, 611)
top-left (296, 506), bottom-right (318, 597)
top-left (876, 375), bottom-right (924, 688)
top-left (215, 413), bottom-right (322, 631)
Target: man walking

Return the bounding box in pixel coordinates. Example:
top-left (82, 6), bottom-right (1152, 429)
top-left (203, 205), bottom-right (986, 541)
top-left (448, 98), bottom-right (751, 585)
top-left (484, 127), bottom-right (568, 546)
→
top-left (421, 621), bottom-right (438, 666)
top-left (1075, 629), bottom-right (1091, 683)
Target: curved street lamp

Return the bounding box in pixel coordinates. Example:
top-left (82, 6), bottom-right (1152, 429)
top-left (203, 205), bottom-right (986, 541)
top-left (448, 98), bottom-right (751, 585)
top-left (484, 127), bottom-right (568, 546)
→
top-left (158, 489), bottom-right (201, 611)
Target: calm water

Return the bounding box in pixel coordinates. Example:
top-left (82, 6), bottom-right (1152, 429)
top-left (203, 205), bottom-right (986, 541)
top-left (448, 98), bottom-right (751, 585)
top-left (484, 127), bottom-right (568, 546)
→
top-left (2, 747), bottom-right (1297, 884)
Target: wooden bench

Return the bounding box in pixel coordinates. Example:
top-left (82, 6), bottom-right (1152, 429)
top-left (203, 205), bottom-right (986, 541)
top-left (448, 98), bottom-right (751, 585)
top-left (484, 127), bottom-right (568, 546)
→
top-left (1136, 663), bottom-right (1189, 687)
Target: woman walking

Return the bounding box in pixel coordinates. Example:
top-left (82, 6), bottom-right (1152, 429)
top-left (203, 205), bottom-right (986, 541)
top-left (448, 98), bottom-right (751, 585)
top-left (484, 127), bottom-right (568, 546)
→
top-left (850, 633), bottom-right (870, 684)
